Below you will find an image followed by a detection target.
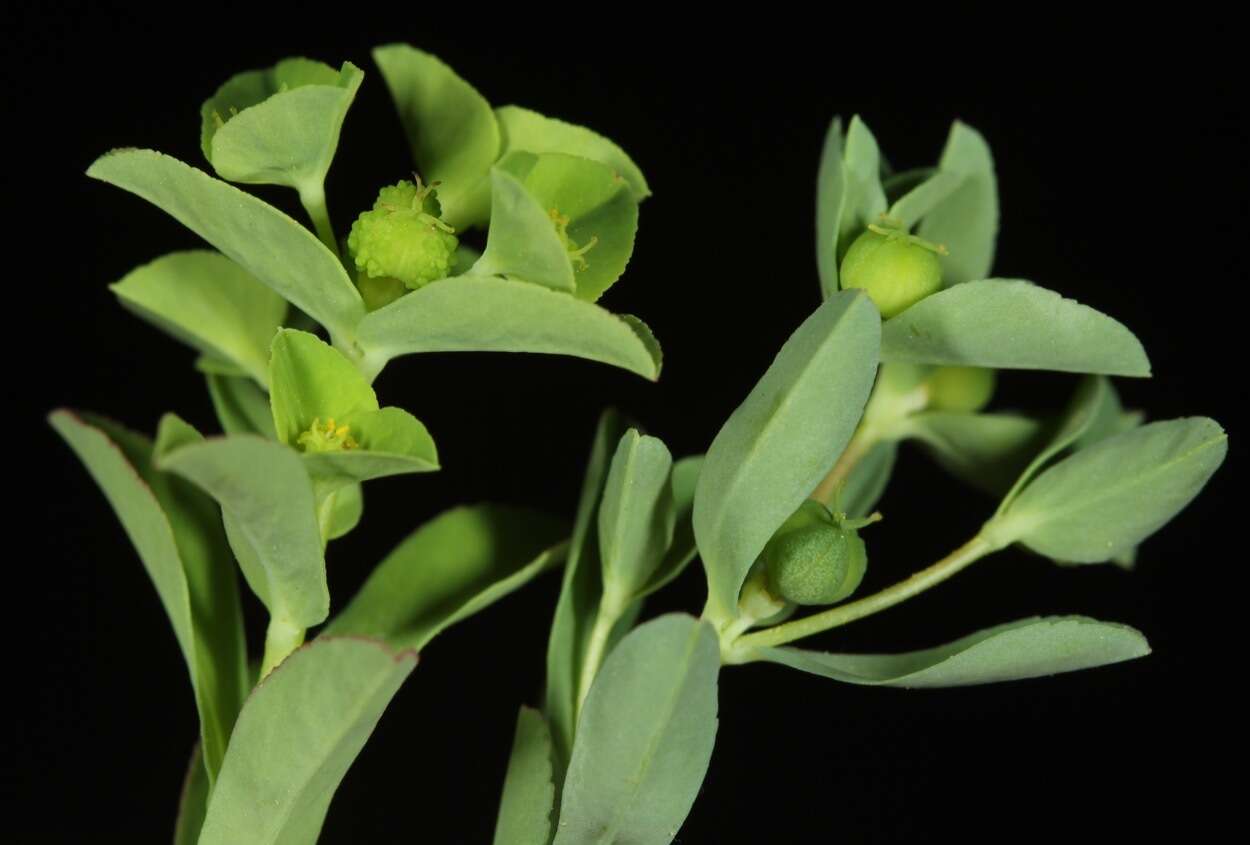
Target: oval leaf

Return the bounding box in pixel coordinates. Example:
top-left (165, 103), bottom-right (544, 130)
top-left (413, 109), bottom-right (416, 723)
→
top-left (87, 149), bottom-right (364, 342)
top-left (112, 251), bottom-right (287, 384)
top-left (493, 707), bottom-right (556, 845)
top-left (496, 105), bottom-right (650, 201)
top-left (814, 116), bottom-right (888, 298)
top-left (554, 614), bottom-right (719, 845)
top-left (992, 417), bottom-right (1227, 563)
top-left (156, 428), bottom-right (329, 629)
top-left (917, 120), bottom-right (999, 283)
top-left (598, 429), bottom-right (675, 602)
top-left (694, 290), bottom-right (880, 623)
top-left (755, 616), bottom-right (1149, 687)
top-left (496, 151), bottom-right (639, 302)
top-left (841, 440), bottom-right (897, 517)
top-left (899, 411), bottom-right (1047, 495)
top-left (198, 638), bottom-right (417, 845)
top-left (472, 167), bottom-right (577, 292)
top-left (880, 280), bottom-right (1151, 377)
top-left (356, 275), bottom-right (661, 380)
top-left (326, 504), bottom-right (567, 651)
top-left (204, 59), bottom-right (363, 191)
top-left (373, 44), bottom-right (500, 228)
top-left (207, 373), bottom-right (276, 438)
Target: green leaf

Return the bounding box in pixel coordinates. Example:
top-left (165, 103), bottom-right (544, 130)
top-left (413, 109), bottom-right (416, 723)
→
top-left (202, 59), bottom-right (363, 195)
top-left (472, 167), bottom-right (577, 293)
top-left (112, 251), bottom-right (287, 384)
top-left (840, 440), bottom-right (896, 517)
top-left (880, 280), bottom-right (1151, 377)
top-left (991, 417), bottom-right (1227, 563)
top-left (207, 374), bottom-right (277, 438)
top-left (814, 116), bottom-right (888, 298)
top-left (326, 505), bottom-right (567, 650)
top-left (694, 290), bottom-right (880, 623)
top-left (546, 410), bottom-right (632, 765)
top-left (323, 483), bottom-right (364, 541)
top-left (356, 275), bottom-right (662, 380)
top-left (886, 168), bottom-right (963, 230)
top-left (269, 329), bottom-right (438, 486)
top-left (898, 411), bottom-right (1047, 495)
top-left (755, 616), bottom-right (1148, 687)
top-left (997, 377), bottom-right (1116, 510)
top-left (496, 151), bottom-right (639, 302)
top-left (554, 614), bottom-right (720, 845)
top-left (495, 105), bottom-right (650, 201)
top-left (373, 44), bottom-right (500, 229)
top-left (155, 423), bottom-right (329, 630)
top-left (637, 455), bottom-right (704, 599)
top-left (598, 430), bottom-right (675, 602)
top-left (174, 745), bottom-right (209, 845)
top-left (493, 707), bottom-right (556, 845)
top-left (87, 149), bottom-right (364, 344)
top-left (917, 120), bottom-right (999, 283)
top-left (50, 411), bottom-right (248, 783)
top-left (198, 638), bottom-right (417, 845)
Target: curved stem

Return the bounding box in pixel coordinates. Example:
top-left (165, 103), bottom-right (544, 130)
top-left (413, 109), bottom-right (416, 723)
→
top-left (811, 425), bottom-right (879, 506)
top-left (299, 181), bottom-right (340, 260)
top-left (575, 590), bottom-right (625, 716)
top-left (730, 533), bottom-right (998, 655)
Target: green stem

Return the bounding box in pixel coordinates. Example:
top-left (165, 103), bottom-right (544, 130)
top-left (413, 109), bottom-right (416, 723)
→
top-left (729, 533), bottom-right (998, 656)
top-left (811, 425), bottom-right (879, 506)
top-left (575, 591), bottom-right (624, 715)
top-left (299, 181), bottom-right (340, 260)
top-left (260, 615), bottom-right (306, 679)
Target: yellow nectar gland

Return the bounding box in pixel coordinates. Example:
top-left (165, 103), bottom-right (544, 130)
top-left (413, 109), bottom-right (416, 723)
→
top-left (549, 208), bottom-right (598, 270)
top-left (297, 417), bottom-right (359, 453)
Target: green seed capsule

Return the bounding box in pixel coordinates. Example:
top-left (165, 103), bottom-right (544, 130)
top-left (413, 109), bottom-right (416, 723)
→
top-left (926, 366), bottom-right (996, 412)
top-left (347, 178), bottom-right (459, 291)
top-left (762, 500), bottom-right (869, 606)
top-left (840, 223), bottom-right (944, 318)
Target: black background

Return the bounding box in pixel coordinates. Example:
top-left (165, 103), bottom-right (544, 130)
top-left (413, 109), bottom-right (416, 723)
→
top-left (12, 8), bottom-right (1245, 842)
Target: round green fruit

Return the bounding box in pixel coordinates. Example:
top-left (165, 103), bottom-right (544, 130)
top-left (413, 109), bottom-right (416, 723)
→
top-left (762, 500), bottom-right (867, 606)
top-left (840, 227), bottom-right (943, 318)
top-left (926, 366), bottom-right (996, 413)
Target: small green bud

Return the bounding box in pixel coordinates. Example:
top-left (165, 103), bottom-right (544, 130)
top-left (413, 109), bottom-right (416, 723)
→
top-left (926, 366), bottom-right (996, 413)
top-left (762, 500), bottom-right (872, 606)
top-left (347, 178), bottom-right (459, 291)
top-left (840, 221), bottom-right (945, 318)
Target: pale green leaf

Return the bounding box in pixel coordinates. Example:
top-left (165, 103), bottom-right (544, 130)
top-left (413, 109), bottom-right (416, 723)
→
top-left (840, 440), bottom-right (896, 517)
top-left (356, 275), bottom-right (661, 380)
top-left (155, 427), bottom-right (328, 629)
top-left (546, 410), bottom-right (632, 765)
top-left (472, 167), bottom-right (576, 292)
top-left (886, 168), bottom-right (963, 230)
top-left (323, 483), bottom-right (364, 542)
top-left (814, 116), bottom-right (888, 298)
top-left (87, 149), bottom-right (364, 343)
top-left (373, 44), bottom-right (500, 228)
top-left (917, 121), bottom-right (999, 283)
top-left (198, 638), bottom-right (417, 845)
top-left (880, 280), bottom-right (1151, 376)
top-left (637, 455), bottom-right (703, 599)
top-left (598, 430), bottom-right (675, 602)
top-left (326, 505), bottom-right (567, 650)
top-left (756, 616), bottom-right (1148, 687)
top-left (495, 105), bottom-right (649, 201)
top-left (207, 374), bottom-right (276, 438)
top-left (694, 291), bottom-right (880, 623)
top-left (554, 614), bottom-right (719, 845)
top-left (899, 411), bottom-right (1046, 495)
top-left (493, 707), bottom-right (556, 845)
top-left (112, 251), bottom-right (287, 384)
top-left (50, 411), bottom-right (248, 783)
top-left (496, 151), bottom-right (638, 302)
top-left (203, 59), bottom-right (363, 192)
top-left (174, 744), bottom-right (209, 845)
top-left (993, 418), bottom-right (1227, 563)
